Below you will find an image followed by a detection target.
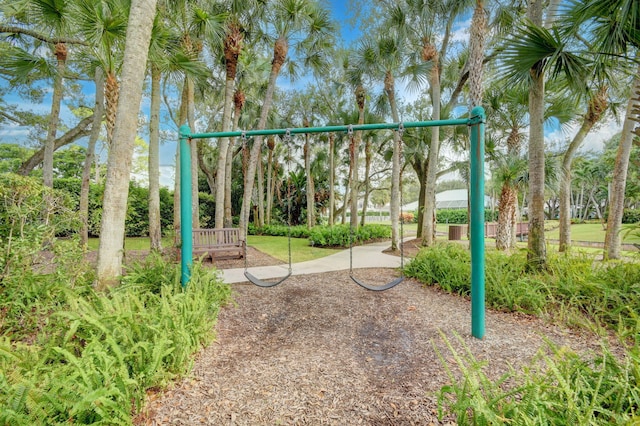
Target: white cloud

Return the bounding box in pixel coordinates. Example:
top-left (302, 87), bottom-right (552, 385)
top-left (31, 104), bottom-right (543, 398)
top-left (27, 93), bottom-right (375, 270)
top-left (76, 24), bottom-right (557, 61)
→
top-left (546, 117), bottom-right (622, 154)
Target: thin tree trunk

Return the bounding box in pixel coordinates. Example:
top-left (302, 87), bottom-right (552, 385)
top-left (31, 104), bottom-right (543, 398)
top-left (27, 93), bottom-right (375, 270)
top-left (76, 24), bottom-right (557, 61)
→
top-left (186, 77), bottom-right (199, 229)
top-left (422, 64), bottom-right (441, 246)
top-left (80, 68), bottom-right (105, 247)
top-left (224, 97), bottom-right (243, 228)
top-left (328, 133), bottom-right (335, 226)
top-left (148, 65), bottom-right (162, 251)
top-left (305, 134), bottom-right (314, 228)
top-left (266, 140), bottom-right (274, 226)
top-left (605, 66), bottom-right (640, 259)
top-left (350, 95), bottom-right (364, 230)
top-left (559, 87), bottom-right (607, 252)
top-left (342, 182), bottom-right (349, 225)
top-left (526, 0), bottom-right (547, 269)
top-left (385, 71), bottom-right (401, 251)
top-left (215, 78), bottom-right (234, 228)
top-left (96, 0), bottom-right (158, 288)
top-left (360, 137), bottom-right (372, 227)
top-left (257, 154), bottom-right (265, 227)
top-left (44, 46), bottom-right (66, 189)
top-left (239, 36), bottom-right (286, 240)
top-left (173, 84), bottom-right (189, 238)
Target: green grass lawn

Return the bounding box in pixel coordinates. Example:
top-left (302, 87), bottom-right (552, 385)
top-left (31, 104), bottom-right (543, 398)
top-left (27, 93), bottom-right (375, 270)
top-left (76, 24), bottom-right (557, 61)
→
top-left (87, 236), bottom-right (175, 251)
top-left (247, 235), bottom-right (340, 263)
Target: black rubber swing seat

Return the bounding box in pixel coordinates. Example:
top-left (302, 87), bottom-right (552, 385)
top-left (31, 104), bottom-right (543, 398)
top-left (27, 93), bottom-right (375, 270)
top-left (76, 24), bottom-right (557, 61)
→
top-left (350, 275), bottom-right (404, 291)
top-left (244, 270), bottom-right (292, 288)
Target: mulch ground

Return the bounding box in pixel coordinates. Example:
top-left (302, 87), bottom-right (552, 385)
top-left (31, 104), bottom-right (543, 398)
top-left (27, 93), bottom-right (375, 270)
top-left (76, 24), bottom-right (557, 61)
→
top-left (136, 241), bottom-right (609, 425)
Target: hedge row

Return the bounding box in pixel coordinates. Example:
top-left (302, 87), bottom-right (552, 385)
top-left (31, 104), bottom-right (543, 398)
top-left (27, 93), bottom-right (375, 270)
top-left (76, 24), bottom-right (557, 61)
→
top-left (308, 224), bottom-right (391, 247)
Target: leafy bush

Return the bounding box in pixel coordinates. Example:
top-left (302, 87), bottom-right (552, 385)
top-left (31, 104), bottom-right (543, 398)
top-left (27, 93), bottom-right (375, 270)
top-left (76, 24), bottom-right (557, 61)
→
top-left (0, 251), bottom-right (230, 424)
top-left (622, 209), bottom-right (640, 224)
top-left (0, 173), bottom-right (80, 240)
top-left (438, 334), bottom-right (640, 424)
top-left (248, 224), bottom-right (311, 238)
top-left (308, 224), bottom-right (391, 247)
top-left (435, 208), bottom-right (498, 224)
top-left (404, 243), bottom-right (640, 337)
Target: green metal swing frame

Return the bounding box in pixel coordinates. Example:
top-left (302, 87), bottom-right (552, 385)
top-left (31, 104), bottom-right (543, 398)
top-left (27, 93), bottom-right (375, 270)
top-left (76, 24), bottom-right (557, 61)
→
top-left (177, 106), bottom-right (487, 339)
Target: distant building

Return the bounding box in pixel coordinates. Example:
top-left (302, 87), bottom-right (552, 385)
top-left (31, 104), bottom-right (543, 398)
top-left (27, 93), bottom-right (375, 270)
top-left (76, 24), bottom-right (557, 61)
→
top-left (402, 189), bottom-right (493, 211)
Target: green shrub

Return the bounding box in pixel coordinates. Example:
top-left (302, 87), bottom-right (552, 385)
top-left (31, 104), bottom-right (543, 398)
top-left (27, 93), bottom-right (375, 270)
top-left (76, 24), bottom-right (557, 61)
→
top-left (308, 224), bottom-right (391, 248)
top-left (622, 209), bottom-right (640, 224)
top-left (0, 253), bottom-right (230, 424)
top-left (405, 244), bottom-right (640, 337)
top-left (438, 334), bottom-right (640, 424)
top-left (434, 209), bottom-right (498, 224)
top-left (249, 224), bottom-right (311, 238)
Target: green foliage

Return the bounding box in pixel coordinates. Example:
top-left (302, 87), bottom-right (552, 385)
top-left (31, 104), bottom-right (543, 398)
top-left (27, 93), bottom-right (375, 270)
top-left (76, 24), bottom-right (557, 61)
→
top-left (0, 252), bottom-right (230, 424)
top-left (435, 209), bottom-right (498, 224)
top-left (622, 209), bottom-right (640, 224)
top-left (249, 223), bottom-right (311, 238)
top-left (0, 173), bottom-right (80, 241)
top-left (404, 243), bottom-right (640, 338)
top-left (50, 178), bottom-right (175, 238)
top-left (438, 334), bottom-right (640, 424)
top-left (307, 224), bottom-right (391, 247)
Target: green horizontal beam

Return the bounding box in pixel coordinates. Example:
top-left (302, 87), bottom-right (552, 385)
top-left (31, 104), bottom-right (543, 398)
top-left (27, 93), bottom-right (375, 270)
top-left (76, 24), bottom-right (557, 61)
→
top-left (181, 118), bottom-right (471, 140)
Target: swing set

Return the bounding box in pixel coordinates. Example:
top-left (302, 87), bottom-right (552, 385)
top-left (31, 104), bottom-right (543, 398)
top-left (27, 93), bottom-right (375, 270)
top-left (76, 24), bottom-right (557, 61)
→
top-left (177, 106), bottom-right (487, 339)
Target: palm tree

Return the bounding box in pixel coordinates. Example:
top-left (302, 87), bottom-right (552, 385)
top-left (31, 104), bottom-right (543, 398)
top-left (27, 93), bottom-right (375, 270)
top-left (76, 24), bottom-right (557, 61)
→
top-left (558, 86), bottom-right (608, 251)
top-left (564, 0), bottom-right (640, 259)
top-left (79, 67), bottom-right (105, 247)
top-left (96, 0), bottom-right (158, 288)
top-left (238, 0), bottom-right (335, 239)
top-left (351, 32), bottom-right (406, 250)
top-left (213, 0), bottom-right (263, 229)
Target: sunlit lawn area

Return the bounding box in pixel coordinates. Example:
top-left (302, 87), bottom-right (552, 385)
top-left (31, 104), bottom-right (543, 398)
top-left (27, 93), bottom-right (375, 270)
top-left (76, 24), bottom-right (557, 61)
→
top-left (87, 236), bottom-right (175, 251)
top-left (247, 235), bottom-right (340, 263)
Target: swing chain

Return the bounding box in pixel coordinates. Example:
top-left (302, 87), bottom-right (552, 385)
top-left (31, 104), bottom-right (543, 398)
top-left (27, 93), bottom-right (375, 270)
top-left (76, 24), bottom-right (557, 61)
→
top-left (347, 124), bottom-right (354, 138)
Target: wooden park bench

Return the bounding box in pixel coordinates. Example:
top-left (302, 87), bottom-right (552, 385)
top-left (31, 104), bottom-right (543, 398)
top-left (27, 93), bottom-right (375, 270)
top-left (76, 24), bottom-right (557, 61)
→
top-left (178, 228), bottom-right (245, 261)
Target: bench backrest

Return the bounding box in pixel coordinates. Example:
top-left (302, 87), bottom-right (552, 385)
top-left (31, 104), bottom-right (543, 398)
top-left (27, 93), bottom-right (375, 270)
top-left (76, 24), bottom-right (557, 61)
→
top-left (192, 228), bottom-right (242, 247)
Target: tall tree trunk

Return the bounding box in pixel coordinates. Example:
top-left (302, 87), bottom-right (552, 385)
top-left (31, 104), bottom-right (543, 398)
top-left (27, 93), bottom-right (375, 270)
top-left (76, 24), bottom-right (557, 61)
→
top-left (217, 24), bottom-right (242, 228)
top-left (96, 0), bottom-right (158, 288)
top-left (341, 181), bottom-right (349, 225)
top-left (44, 42), bottom-right (67, 188)
top-left (360, 137), bottom-right (372, 227)
top-left (605, 66), bottom-right (640, 259)
top-left (80, 68), bottom-right (105, 247)
top-left (385, 71), bottom-right (401, 251)
top-left (421, 50), bottom-right (441, 246)
top-left (215, 78), bottom-right (234, 228)
top-left (173, 84), bottom-right (189, 238)
top-left (526, 0), bottom-right (547, 269)
top-left (148, 64), bottom-right (162, 251)
top-left (266, 137), bottom-right (275, 225)
top-left (559, 87), bottom-right (607, 252)
top-left (350, 86), bottom-right (365, 230)
top-left (224, 90), bottom-right (244, 228)
top-left (239, 36), bottom-right (287, 240)
top-left (257, 154), bottom-right (265, 227)
top-left (305, 133), bottom-right (314, 228)
top-left (186, 77), bottom-right (199, 229)
top-left (328, 133), bottom-right (335, 226)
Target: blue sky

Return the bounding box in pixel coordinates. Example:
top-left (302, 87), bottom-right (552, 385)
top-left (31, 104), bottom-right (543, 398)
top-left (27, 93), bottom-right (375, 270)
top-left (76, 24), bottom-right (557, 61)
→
top-left (0, 1), bottom-right (620, 187)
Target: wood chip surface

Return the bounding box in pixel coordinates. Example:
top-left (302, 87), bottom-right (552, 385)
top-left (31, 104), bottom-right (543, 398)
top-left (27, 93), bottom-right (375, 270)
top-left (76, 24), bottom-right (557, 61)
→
top-left (139, 263), bottom-right (605, 425)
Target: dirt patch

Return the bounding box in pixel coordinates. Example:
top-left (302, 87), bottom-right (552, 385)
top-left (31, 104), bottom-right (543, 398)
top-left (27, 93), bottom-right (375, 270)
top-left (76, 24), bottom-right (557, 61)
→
top-left (139, 265), bottom-right (605, 425)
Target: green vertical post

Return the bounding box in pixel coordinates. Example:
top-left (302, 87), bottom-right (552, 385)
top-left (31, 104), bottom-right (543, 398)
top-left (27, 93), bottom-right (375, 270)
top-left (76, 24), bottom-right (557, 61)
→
top-left (469, 106), bottom-right (486, 339)
top-left (179, 125), bottom-right (192, 288)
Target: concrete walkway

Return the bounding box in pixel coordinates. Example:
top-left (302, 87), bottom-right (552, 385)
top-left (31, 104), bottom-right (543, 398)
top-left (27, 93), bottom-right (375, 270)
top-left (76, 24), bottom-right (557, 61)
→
top-left (221, 240), bottom-right (407, 284)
